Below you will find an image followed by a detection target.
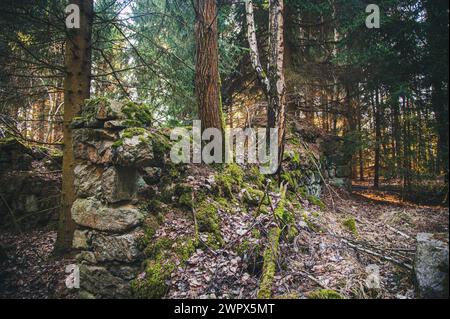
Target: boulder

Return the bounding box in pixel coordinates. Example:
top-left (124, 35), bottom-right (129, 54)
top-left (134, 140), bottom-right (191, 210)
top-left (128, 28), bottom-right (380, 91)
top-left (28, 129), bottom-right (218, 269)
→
top-left (72, 198), bottom-right (143, 232)
top-left (91, 230), bottom-right (143, 262)
top-left (415, 233), bottom-right (449, 299)
top-left (112, 129), bottom-right (155, 167)
top-left (79, 265), bottom-right (131, 299)
top-left (102, 167), bottom-right (138, 204)
top-left (73, 164), bottom-right (102, 198)
top-left (95, 100), bottom-right (124, 121)
top-left (73, 129), bottom-right (117, 164)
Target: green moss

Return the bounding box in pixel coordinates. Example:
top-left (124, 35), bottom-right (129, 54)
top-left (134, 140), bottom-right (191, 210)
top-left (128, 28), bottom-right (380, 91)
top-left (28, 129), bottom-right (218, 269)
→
top-left (203, 232), bottom-right (224, 250)
top-left (122, 127), bottom-right (147, 139)
top-left (275, 293), bottom-right (300, 299)
top-left (274, 189), bottom-right (295, 227)
top-left (307, 289), bottom-right (345, 300)
top-left (286, 226), bottom-right (299, 242)
top-left (131, 259), bottom-right (175, 299)
top-left (258, 227), bottom-right (281, 299)
top-left (307, 195), bottom-right (326, 210)
top-left (144, 237), bottom-right (174, 258)
top-left (215, 164), bottom-right (244, 198)
top-left (196, 201), bottom-right (219, 233)
top-left (235, 239), bottom-right (251, 256)
top-left (140, 215), bottom-right (160, 248)
top-left (216, 197), bottom-right (232, 212)
top-left (112, 139), bottom-right (124, 148)
top-left (302, 212), bottom-right (322, 233)
top-left (343, 217), bottom-right (358, 236)
top-left (246, 166), bottom-right (265, 188)
top-left (195, 200), bottom-right (223, 249)
top-left (173, 238), bottom-right (196, 262)
top-left (179, 192), bottom-right (193, 209)
top-left (244, 187), bottom-right (269, 206)
top-left (122, 100), bottom-right (153, 127)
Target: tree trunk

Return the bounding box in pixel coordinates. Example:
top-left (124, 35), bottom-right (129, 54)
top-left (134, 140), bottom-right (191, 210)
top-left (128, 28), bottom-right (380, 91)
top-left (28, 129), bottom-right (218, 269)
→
top-left (245, 0), bottom-right (270, 95)
top-left (245, 0), bottom-right (286, 173)
top-left (55, 0), bottom-right (93, 254)
top-left (194, 0), bottom-right (223, 131)
top-left (373, 89), bottom-right (382, 189)
top-left (267, 0), bottom-right (286, 173)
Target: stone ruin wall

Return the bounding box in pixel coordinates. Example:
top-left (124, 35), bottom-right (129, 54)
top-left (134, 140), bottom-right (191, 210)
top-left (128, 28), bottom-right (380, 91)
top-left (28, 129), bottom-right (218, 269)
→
top-left (68, 100), bottom-right (352, 299)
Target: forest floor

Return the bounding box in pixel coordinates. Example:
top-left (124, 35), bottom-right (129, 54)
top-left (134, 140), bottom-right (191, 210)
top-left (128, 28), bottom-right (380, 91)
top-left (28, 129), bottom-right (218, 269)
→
top-left (0, 184), bottom-right (448, 299)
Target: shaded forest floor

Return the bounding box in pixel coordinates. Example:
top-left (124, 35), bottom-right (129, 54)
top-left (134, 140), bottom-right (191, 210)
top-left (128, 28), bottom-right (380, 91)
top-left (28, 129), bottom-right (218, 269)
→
top-left (1, 183), bottom-right (447, 299)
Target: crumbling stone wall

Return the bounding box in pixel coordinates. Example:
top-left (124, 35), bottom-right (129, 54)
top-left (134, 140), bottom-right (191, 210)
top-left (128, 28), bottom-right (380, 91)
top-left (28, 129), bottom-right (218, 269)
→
top-left (70, 99), bottom-right (174, 299)
top-left (0, 139), bottom-right (61, 230)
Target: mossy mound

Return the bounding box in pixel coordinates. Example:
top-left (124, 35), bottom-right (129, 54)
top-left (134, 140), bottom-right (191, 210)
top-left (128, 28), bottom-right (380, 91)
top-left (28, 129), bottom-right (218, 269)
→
top-left (343, 217), bottom-right (358, 237)
top-left (132, 236), bottom-right (196, 299)
top-left (307, 289), bottom-right (345, 299)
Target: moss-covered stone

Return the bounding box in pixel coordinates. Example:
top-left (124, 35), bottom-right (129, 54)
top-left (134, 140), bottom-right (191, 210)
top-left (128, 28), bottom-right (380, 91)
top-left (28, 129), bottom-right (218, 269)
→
top-left (131, 259), bottom-right (175, 299)
top-left (196, 201), bottom-right (220, 234)
top-left (195, 199), bottom-right (224, 249)
top-left (307, 289), bottom-right (345, 299)
top-left (244, 187), bottom-right (269, 207)
top-left (343, 217), bottom-right (358, 236)
top-left (257, 227), bottom-right (281, 299)
top-left (122, 100), bottom-right (153, 127)
top-left (215, 164), bottom-right (244, 198)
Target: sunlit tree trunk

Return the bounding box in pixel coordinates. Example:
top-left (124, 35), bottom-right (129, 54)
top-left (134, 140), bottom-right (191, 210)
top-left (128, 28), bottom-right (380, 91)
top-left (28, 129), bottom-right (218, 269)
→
top-left (194, 0), bottom-right (223, 131)
top-left (55, 0), bottom-right (93, 254)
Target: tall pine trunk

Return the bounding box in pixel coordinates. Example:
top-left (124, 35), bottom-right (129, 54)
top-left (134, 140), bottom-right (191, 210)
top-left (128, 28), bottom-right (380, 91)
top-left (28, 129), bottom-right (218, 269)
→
top-left (373, 89), bottom-right (382, 189)
top-left (194, 0), bottom-right (223, 131)
top-left (55, 0), bottom-right (93, 254)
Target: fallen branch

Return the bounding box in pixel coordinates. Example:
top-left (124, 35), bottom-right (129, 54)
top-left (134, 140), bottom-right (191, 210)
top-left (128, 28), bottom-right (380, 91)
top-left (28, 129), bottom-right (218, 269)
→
top-left (342, 238), bottom-right (413, 270)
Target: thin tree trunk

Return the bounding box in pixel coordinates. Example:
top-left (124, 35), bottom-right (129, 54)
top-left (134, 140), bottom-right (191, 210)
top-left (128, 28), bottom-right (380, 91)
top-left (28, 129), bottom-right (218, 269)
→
top-left (245, 0), bottom-right (286, 173)
top-left (194, 0), bottom-right (223, 131)
top-left (55, 0), bottom-right (93, 254)
top-left (373, 89), bottom-right (382, 189)
top-left (267, 0), bottom-right (286, 173)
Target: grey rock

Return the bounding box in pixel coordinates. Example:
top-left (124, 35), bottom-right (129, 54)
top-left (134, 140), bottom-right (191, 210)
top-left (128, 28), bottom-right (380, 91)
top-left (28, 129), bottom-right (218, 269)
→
top-left (74, 164), bottom-right (102, 198)
top-left (24, 195), bottom-right (38, 213)
top-left (415, 233), bottom-right (449, 299)
top-left (112, 131), bottom-right (155, 167)
top-left (73, 230), bottom-right (90, 250)
top-left (91, 230), bottom-right (143, 263)
top-left (102, 167), bottom-right (138, 204)
top-left (72, 198), bottom-right (143, 232)
top-left (76, 251), bottom-right (97, 264)
top-left (79, 265), bottom-right (131, 299)
top-left (96, 100), bottom-right (124, 121)
top-left (73, 129), bottom-right (116, 164)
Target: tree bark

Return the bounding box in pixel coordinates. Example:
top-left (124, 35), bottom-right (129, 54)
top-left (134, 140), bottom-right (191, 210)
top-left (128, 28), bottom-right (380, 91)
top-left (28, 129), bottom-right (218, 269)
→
top-left (245, 0), bottom-right (270, 95)
top-left (373, 89), bottom-right (382, 189)
top-left (194, 0), bottom-right (223, 131)
top-left (267, 0), bottom-right (286, 172)
top-left (55, 0), bottom-right (93, 254)
top-left (245, 0), bottom-right (286, 173)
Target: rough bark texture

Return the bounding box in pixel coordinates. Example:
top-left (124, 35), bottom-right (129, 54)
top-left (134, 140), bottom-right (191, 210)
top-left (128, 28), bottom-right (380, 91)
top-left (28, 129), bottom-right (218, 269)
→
top-left (245, 0), bottom-right (286, 172)
top-left (55, 0), bottom-right (93, 254)
top-left (194, 0), bottom-right (223, 131)
top-left (267, 0), bottom-right (286, 162)
top-left (245, 0), bottom-right (270, 95)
